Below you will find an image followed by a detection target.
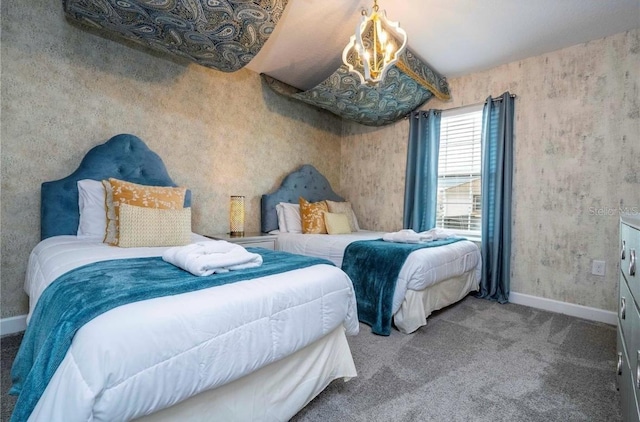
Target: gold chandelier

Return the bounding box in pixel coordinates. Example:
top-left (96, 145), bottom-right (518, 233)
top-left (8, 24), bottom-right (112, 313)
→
top-left (342, 0), bottom-right (408, 86)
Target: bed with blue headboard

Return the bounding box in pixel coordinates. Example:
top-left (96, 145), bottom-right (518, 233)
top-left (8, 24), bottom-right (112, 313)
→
top-left (261, 165), bottom-right (483, 335)
top-left (13, 134), bottom-right (358, 422)
top-left (40, 133), bottom-right (191, 240)
top-left (260, 164), bottom-right (344, 233)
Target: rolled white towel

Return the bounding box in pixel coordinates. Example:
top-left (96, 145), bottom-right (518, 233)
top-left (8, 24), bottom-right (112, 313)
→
top-left (382, 229), bottom-right (429, 243)
top-left (382, 228), bottom-right (456, 243)
top-left (421, 228), bottom-right (456, 240)
top-left (162, 240), bottom-right (263, 276)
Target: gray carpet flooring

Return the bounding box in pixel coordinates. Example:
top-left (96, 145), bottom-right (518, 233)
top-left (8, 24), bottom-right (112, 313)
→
top-left (0, 296), bottom-right (621, 421)
top-left (1, 333), bottom-right (20, 422)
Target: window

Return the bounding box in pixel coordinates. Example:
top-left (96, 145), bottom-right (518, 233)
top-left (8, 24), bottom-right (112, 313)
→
top-left (436, 104), bottom-right (483, 237)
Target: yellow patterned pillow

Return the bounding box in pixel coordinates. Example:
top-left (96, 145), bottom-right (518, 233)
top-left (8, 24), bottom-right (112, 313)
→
top-left (324, 212), bottom-right (352, 235)
top-left (299, 197), bottom-right (328, 234)
top-left (103, 178), bottom-right (187, 246)
top-left (118, 204), bottom-right (191, 248)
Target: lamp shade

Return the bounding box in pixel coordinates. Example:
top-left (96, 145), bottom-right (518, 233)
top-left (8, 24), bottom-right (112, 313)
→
top-left (229, 196), bottom-right (245, 236)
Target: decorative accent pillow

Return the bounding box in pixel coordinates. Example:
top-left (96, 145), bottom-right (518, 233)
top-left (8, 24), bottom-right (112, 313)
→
top-left (279, 202), bottom-right (302, 233)
top-left (326, 200), bottom-right (360, 232)
top-left (103, 178), bottom-right (187, 246)
top-left (324, 212), bottom-right (352, 235)
top-left (299, 197), bottom-right (328, 234)
top-left (118, 204), bottom-right (192, 248)
top-left (77, 179), bottom-right (107, 238)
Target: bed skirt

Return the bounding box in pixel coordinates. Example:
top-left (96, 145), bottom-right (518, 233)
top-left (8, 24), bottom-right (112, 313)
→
top-left (135, 326), bottom-right (356, 421)
top-left (394, 270), bottom-right (479, 334)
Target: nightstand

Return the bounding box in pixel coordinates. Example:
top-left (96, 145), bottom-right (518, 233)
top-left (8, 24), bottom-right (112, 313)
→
top-left (205, 232), bottom-right (277, 250)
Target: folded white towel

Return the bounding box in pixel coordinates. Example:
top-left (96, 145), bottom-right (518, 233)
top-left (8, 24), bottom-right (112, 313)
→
top-left (162, 240), bottom-right (263, 276)
top-left (425, 228), bottom-right (456, 240)
top-left (382, 229), bottom-right (424, 243)
top-left (382, 228), bottom-right (456, 244)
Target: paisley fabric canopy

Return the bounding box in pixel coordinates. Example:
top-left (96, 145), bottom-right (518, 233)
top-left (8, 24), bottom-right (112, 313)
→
top-left (64, 0), bottom-right (288, 72)
top-left (264, 49), bottom-right (451, 127)
top-left (64, 1), bottom-right (450, 126)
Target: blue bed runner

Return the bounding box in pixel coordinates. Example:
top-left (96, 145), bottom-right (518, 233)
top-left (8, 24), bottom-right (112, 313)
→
top-left (10, 248), bottom-right (332, 422)
top-left (341, 238), bottom-right (463, 336)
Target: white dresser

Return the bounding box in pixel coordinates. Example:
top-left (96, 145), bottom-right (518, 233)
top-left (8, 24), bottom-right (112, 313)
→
top-left (619, 215), bottom-right (640, 421)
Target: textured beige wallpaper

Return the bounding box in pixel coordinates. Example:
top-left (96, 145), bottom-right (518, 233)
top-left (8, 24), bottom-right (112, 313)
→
top-left (1, 1), bottom-right (638, 321)
top-left (0, 0), bottom-right (342, 318)
top-left (342, 29), bottom-right (640, 312)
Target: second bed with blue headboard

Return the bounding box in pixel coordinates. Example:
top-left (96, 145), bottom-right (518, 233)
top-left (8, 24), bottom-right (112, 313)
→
top-left (261, 164), bottom-right (483, 334)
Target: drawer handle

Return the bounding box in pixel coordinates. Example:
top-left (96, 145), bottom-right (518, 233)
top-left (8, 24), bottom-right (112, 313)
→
top-left (618, 352), bottom-right (623, 375)
top-left (621, 297), bottom-right (627, 320)
top-left (630, 249), bottom-right (636, 277)
top-left (621, 240), bottom-right (626, 260)
top-left (637, 350), bottom-right (640, 389)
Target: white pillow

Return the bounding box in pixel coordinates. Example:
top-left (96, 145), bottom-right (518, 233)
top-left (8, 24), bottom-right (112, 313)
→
top-left (279, 202), bottom-right (302, 233)
top-left (77, 179), bottom-right (106, 238)
top-left (276, 203), bottom-right (287, 233)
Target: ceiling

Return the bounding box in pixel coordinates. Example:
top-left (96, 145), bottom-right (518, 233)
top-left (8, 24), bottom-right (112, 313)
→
top-left (246, 0), bottom-right (640, 91)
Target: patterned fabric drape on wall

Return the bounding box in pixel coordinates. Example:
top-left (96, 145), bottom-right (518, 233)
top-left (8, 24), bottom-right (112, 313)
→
top-left (64, 1), bottom-right (449, 126)
top-left (63, 0), bottom-right (289, 72)
top-left (478, 92), bottom-right (515, 303)
top-left (403, 109), bottom-right (441, 231)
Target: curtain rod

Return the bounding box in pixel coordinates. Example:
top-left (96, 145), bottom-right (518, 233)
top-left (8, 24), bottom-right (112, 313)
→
top-left (407, 94), bottom-right (517, 118)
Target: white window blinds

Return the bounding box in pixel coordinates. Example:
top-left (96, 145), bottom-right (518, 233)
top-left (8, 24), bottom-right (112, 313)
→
top-left (436, 104), bottom-right (484, 236)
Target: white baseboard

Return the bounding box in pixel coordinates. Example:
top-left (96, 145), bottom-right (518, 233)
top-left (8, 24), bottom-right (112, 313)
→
top-left (509, 292), bottom-right (617, 326)
top-left (1, 315), bottom-right (27, 336)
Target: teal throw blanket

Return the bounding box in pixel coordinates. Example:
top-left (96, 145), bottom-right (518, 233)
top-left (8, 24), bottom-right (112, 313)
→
top-left (341, 238), bottom-right (463, 336)
top-left (10, 249), bottom-right (332, 422)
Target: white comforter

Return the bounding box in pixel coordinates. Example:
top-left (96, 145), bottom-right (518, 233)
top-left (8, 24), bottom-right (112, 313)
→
top-left (22, 235), bottom-right (359, 422)
top-left (277, 231), bottom-right (482, 314)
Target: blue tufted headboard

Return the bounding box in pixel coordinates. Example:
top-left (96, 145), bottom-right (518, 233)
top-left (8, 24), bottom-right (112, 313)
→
top-left (41, 134), bottom-right (191, 240)
top-left (261, 165), bottom-right (344, 233)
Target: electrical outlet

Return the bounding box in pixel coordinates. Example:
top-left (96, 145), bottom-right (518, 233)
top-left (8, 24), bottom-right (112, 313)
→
top-left (591, 260), bottom-right (606, 276)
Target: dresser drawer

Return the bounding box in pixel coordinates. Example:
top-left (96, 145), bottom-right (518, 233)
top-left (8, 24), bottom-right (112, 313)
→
top-left (204, 233), bottom-right (277, 251)
top-left (619, 326), bottom-right (640, 422)
top-left (621, 222), bottom-right (639, 297)
top-left (620, 275), bottom-right (640, 358)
